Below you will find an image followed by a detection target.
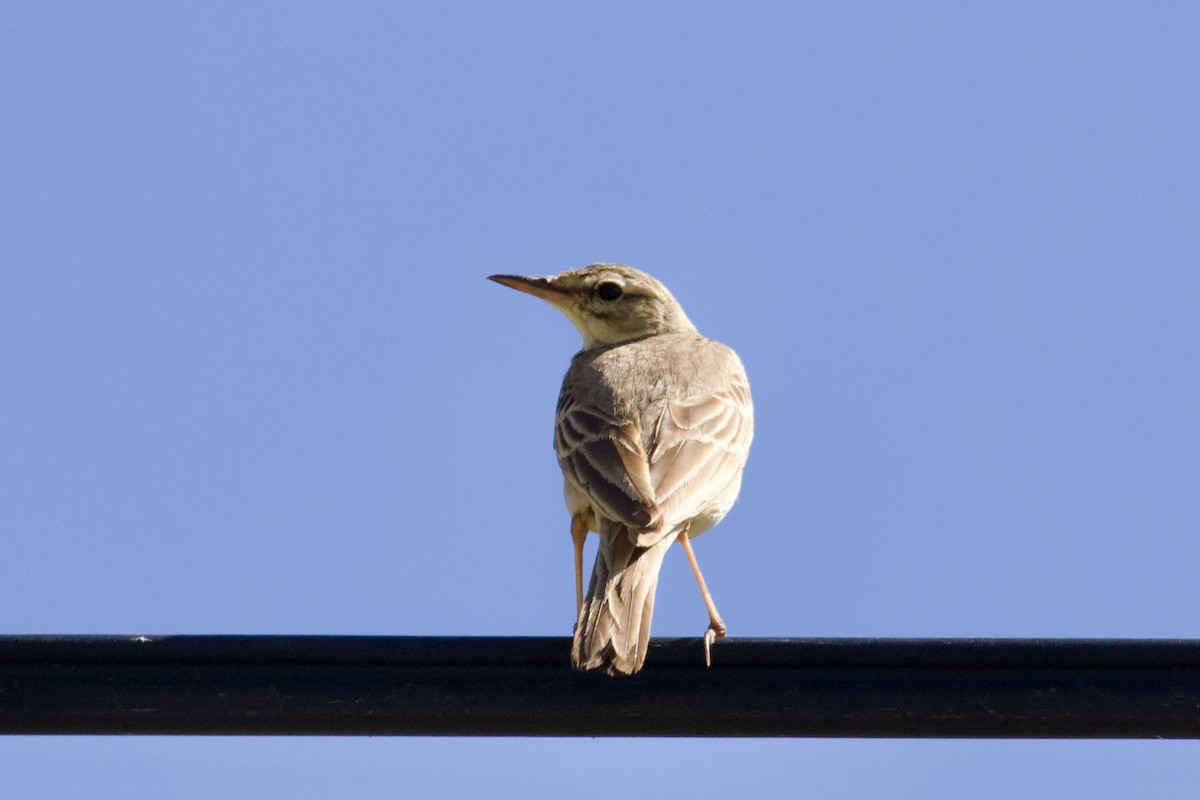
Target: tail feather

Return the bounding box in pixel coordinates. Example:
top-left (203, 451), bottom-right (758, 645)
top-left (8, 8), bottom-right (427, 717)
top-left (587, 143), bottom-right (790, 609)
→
top-left (571, 522), bottom-right (678, 675)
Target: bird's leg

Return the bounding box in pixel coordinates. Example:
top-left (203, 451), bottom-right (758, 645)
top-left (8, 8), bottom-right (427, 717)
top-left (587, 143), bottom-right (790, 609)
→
top-left (677, 530), bottom-right (726, 666)
top-left (571, 514), bottom-right (588, 617)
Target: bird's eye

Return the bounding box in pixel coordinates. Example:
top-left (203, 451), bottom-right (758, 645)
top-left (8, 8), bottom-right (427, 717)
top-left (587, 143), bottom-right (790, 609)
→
top-left (596, 282), bottom-right (623, 302)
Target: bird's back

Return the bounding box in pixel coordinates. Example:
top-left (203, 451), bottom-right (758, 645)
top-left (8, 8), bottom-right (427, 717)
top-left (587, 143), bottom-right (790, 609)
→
top-left (559, 333), bottom-right (752, 533)
top-left (559, 333), bottom-right (753, 674)
top-left (563, 333), bottom-right (746, 422)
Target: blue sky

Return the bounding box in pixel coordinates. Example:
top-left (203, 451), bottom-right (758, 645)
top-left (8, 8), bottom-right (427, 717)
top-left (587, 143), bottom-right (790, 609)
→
top-left (3, 2), bottom-right (1199, 796)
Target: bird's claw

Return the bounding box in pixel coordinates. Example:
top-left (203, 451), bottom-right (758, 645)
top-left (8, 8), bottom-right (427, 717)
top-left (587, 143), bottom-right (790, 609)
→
top-left (702, 620), bottom-right (727, 667)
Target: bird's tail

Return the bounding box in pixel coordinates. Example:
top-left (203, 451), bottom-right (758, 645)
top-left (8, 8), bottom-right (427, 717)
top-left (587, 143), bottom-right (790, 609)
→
top-left (571, 522), bottom-right (678, 676)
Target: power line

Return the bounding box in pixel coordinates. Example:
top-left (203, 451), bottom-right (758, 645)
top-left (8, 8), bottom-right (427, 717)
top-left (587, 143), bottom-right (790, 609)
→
top-left (3, 635), bottom-right (1198, 737)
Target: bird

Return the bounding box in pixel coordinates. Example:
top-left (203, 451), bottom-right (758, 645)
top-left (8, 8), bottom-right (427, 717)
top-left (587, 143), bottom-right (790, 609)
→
top-left (488, 264), bottom-right (753, 675)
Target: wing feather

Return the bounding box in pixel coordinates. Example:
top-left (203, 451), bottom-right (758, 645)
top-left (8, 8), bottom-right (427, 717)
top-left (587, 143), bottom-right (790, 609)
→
top-left (648, 374), bottom-right (753, 527)
top-left (556, 392), bottom-right (661, 531)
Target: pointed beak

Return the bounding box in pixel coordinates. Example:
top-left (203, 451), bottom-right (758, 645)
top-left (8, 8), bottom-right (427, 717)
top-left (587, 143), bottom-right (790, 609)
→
top-left (487, 274), bottom-right (572, 306)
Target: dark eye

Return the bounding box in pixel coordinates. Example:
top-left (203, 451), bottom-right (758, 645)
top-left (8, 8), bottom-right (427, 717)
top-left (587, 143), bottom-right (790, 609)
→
top-left (596, 282), bottom-right (623, 302)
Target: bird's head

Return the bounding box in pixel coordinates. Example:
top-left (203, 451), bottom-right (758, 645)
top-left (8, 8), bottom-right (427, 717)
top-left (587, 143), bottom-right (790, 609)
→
top-left (488, 264), bottom-right (696, 349)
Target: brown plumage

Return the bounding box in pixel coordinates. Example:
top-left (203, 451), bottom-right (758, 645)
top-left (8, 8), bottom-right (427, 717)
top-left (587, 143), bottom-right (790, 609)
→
top-left (490, 264), bottom-right (753, 675)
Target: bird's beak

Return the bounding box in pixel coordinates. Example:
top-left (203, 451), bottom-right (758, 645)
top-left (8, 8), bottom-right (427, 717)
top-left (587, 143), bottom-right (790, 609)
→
top-left (488, 274), bottom-right (572, 307)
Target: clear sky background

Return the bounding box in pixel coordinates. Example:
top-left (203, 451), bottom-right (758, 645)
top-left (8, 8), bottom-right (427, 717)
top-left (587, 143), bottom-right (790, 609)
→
top-left (3, 2), bottom-right (1199, 797)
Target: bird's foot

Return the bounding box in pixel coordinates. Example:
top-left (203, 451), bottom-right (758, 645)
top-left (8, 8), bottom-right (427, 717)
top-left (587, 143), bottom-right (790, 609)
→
top-left (702, 619), bottom-right (727, 667)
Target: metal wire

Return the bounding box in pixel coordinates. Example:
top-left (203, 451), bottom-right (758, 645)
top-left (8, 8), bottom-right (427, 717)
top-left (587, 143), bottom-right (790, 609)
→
top-left (3, 635), bottom-right (1199, 737)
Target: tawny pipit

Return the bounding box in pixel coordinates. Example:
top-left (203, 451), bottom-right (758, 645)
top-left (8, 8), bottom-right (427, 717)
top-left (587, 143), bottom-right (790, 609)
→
top-left (489, 264), bottom-right (753, 676)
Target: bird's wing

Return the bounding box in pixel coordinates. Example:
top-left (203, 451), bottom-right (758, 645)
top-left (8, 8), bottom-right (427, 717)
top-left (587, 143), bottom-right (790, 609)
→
top-left (555, 389), bottom-right (663, 533)
top-left (647, 371), bottom-right (754, 530)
